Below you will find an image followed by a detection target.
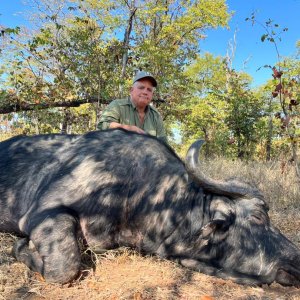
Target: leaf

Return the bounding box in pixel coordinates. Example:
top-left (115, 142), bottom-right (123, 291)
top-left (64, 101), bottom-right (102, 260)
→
top-left (3, 26), bottom-right (21, 35)
top-left (274, 112), bottom-right (281, 119)
top-left (261, 34), bottom-right (268, 42)
top-left (272, 67), bottom-right (283, 78)
top-left (275, 83), bottom-right (282, 92)
top-left (227, 137), bottom-right (235, 145)
top-left (290, 99), bottom-right (299, 106)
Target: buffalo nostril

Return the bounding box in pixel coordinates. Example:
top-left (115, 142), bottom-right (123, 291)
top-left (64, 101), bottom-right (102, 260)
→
top-left (275, 268), bottom-right (300, 287)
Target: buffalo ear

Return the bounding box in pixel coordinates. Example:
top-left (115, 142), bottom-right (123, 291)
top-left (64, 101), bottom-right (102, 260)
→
top-left (200, 219), bottom-right (228, 239)
top-left (200, 196), bottom-right (235, 239)
top-left (199, 210), bottom-right (234, 243)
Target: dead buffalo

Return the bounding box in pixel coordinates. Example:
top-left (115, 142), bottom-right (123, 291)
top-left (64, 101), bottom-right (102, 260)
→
top-left (0, 129), bottom-right (300, 286)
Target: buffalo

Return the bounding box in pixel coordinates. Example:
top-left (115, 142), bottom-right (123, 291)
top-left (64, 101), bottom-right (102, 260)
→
top-left (0, 129), bottom-right (300, 286)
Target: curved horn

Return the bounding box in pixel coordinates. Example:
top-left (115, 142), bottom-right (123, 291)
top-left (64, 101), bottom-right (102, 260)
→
top-left (185, 139), bottom-right (262, 199)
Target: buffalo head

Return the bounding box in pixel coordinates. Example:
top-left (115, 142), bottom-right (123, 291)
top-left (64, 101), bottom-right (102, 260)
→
top-left (179, 140), bottom-right (300, 286)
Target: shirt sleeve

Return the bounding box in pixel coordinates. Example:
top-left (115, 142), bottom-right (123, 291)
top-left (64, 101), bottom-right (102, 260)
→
top-left (97, 101), bottom-right (121, 130)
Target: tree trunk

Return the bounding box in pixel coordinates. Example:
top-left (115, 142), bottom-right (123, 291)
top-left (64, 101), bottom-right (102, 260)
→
top-left (60, 109), bottom-right (71, 134)
top-left (121, 4), bottom-right (137, 78)
top-left (265, 115), bottom-right (273, 161)
top-left (291, 140), bottom-right (300, 181)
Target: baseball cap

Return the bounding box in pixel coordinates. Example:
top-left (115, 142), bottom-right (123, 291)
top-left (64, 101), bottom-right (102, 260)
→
top-left (133, 71), bottom-right (157, 87)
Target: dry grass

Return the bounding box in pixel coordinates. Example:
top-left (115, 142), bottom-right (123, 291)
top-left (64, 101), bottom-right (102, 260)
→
top-left (1, 159), bottom-right (300, 300)
top-left (201, 158), bottom-right (300, 210)
top-left (1, 240), bottom-right (300, 300)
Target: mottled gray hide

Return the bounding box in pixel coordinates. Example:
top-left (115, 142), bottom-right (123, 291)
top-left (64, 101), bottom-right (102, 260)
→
top-left (0, 129), bottom-right (299, 286)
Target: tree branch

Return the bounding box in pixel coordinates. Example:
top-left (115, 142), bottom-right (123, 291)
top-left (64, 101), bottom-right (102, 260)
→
top-left (0, 96), bottom-right (109, 114)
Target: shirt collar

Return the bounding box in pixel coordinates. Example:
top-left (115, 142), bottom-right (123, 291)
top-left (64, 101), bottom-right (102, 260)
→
top-left (129, 96), bottom-right (150, 113)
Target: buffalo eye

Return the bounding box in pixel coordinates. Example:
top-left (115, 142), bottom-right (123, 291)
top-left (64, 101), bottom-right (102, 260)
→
top-left (249, 213), bottom-right (268, 225)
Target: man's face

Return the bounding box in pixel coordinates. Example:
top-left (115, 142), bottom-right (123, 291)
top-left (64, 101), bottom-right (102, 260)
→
top-left (130, 79), bottom-right (154, 108)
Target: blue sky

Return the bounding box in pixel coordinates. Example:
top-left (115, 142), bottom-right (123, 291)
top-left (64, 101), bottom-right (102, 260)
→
top-left (202, 0), bottom-right (300, 87)
top-left (1, 0), bottom-right (299, 87)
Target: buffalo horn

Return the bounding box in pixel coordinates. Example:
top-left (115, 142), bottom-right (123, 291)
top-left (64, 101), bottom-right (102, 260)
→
top-left (185, 139), bottom-right (260, 199)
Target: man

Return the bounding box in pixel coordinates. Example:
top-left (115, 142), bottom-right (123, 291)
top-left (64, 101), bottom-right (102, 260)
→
top-left (97, 71), bottom-right (167, 143)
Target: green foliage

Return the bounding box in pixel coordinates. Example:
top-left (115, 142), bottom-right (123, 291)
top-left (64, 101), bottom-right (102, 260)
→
top-left (173, 52), bottom-right (264, 159)
top-left (0, 0), bottom-right (230, 134)
top-left (0, 0), bottom-right (299, 164)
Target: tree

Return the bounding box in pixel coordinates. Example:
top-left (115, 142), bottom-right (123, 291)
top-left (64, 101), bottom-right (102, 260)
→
top-left (0, 0), bottom-right (231, 137)
top-left (175, 51), bottom-right (263, 159)
top-left (247, 14), bottom-right (300, 179)
top-left (0, 0), bottom-right (230, 109)
top-left (224, 73), bottom-right (263, 159)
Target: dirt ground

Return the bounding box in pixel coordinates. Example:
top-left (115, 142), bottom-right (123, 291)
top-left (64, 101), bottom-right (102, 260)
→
top-left (1, 210), bottom-right (300, 300)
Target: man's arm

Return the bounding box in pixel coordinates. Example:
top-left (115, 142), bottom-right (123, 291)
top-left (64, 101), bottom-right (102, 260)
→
top-left (97, 101), bottom-right (145, 134)
top-left (97, 101), bottom-right (119, 130)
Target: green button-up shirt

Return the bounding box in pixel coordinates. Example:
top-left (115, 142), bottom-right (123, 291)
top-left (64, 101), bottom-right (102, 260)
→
top-left (97, 98), bottom-right (167, 143)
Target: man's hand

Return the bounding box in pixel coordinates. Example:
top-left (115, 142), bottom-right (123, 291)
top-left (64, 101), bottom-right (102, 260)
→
top-left (122, 124), bottom-right (145, 134)
top-left (109, 122), bottom-right (146, 134)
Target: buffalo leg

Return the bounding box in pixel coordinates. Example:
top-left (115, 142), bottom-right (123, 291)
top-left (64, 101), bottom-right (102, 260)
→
top-left (14, 211), bottom-right (81, 283)
top-left (13, 238), bottom-right (43, 273)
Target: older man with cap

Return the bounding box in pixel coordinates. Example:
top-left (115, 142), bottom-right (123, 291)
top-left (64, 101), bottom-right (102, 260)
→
top-left (97, 71), bottom-right (167, 143)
